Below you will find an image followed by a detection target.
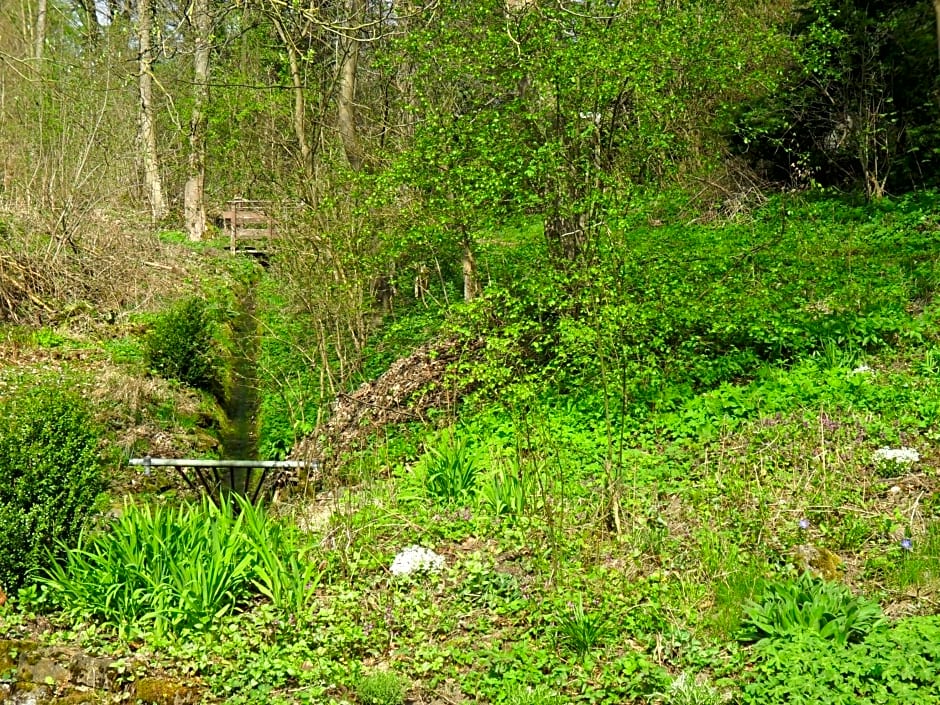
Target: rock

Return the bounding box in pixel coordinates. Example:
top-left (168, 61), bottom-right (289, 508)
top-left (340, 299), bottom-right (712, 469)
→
top-left (6, 682), bottom-right (52, 705)
top-left (51, 690), bottom-right (110, 705)
top-left (66, 654), bottom-right (115, 690)
top-left (132, 677), bottom-right (203, 705)
top-left (16, 658), bottom-right (71, 686)
top-left (793, 544), bottom-right (843, 580)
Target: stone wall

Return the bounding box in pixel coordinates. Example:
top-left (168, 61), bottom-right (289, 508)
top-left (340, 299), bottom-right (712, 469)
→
top-left (0, 640), bottom-right (205, 704)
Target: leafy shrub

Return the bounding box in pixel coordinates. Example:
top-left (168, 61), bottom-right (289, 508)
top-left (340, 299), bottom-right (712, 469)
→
top-left (356, 670), bottom-right (406, 705)
top-left (0, 384), bottom-right (104, 595)
top-left (145, 296), bottom-right (221, 393)
top-left (743, 616), bottom-right (940, 705)
top-left (739, 572), bottom-right (886, 646)
top-left (43, 497), bottom-right (322, 635)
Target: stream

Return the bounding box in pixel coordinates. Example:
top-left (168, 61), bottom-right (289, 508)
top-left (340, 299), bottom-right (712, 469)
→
top-left (218, 285), bottom-right (260, 493)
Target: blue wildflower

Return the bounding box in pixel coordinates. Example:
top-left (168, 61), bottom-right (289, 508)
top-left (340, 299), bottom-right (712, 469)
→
top-left (799, 519), bottom-right (810, 530)
top-left (901, 538), bottom-right (913, 551)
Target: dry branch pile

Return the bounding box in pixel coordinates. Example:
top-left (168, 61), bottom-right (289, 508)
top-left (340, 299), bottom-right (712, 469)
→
top-left (292, 337), bottom-right (481, 468)
top-left (0, 252), bottom-right (49, 320)
top-left (0, 210), bottom-right (196, 323)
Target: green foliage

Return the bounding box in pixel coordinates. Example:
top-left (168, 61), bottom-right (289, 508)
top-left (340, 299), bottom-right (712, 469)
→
top-left (145, 296), bottom-right (221, 394)
top-left (418, 429), bottom-right (480, 502)
top-left (42, 498), bottom-right (322, 636)
top-left (255, 281), bottom-right (321, 460)
top-left (743, 616), bottom-right (940, 705)
top-left (502, 684), bottom-right (561, 705)
top-left (739, 573), bottom-right (886, 646)
top-left (480, 461), bottom-right (535, 519)
top-left (555, 598), bottom-right (612, 656)
top-left (356, 670), bottom-right (407, 705)
top-left (456, 195), bottom-right (938, 416)
top-left (656, 672), bottom-right (724, 705)
top-left (0, 383), bottom-right (104, 595)
top-left (456, 556), bottom-right (524, 612)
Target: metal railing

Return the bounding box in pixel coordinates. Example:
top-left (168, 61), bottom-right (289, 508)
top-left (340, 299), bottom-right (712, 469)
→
top-left (129, 456), bottom-right (316, 506)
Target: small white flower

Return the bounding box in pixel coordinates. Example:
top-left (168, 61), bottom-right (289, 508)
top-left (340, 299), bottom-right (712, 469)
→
top-left (390, 545), bottom-right (445, 575)
top-left (873, 446), bottom-right (920, 465)
top-left (852, 364), bottom-right (872, 374)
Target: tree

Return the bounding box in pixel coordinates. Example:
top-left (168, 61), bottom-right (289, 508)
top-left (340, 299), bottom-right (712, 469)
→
top-left (185, 0), bottom-right (212, 241)
top-left (34, 0), bottom-right (48, 62)
top-left (732, 0), bottom-right (939, 196)
top-left (137, 0), bottom-right (167, 221)
top-left (337, 0), bottom-right (365, 171)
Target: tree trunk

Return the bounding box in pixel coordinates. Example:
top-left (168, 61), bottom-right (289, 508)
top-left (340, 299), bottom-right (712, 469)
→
top-left (34, 0), bottom-right (47, 61)
top-left (462, 236), bottom-right (479, 301)
top-left (337, 0), bottom-right (364, 171)
top-left (185, 0), bottom-right (210, 242)
top-left (272, 16), bottom-right (314, 182)
top-left (137, 0), bottom-right (167, 221)
top-left (934, 0), bottom-right (940, 69)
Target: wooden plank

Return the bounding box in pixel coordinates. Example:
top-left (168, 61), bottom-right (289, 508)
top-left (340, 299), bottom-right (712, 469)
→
top-left (221, 199), bottom-right (278, 253)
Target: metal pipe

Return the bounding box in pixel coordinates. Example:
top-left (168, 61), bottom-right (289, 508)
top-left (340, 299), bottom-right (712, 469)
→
top-left (130, 458), bottom-right (312, 469)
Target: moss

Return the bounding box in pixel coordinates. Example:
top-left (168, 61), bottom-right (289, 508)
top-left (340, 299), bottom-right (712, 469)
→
top-left (133, 677), bottom-right (202, 705)
top-left (0, 639), bottom-right (38, 675)
top-left (794, 544), bottom-right (844, 580)
top-left (53, 689), bottom-right (109, 704)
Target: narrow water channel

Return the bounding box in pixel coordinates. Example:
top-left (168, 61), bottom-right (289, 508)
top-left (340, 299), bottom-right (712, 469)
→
top-left (219, 285), bottom-right (260, 493)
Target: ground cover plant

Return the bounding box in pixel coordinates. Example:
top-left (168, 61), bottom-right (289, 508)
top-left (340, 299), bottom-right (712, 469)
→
top-left (1, 194), bottom-right (939, 705)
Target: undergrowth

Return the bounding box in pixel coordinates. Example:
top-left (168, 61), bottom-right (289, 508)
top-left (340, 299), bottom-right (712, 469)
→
top-left (3, 194), bottom-right (940, 704)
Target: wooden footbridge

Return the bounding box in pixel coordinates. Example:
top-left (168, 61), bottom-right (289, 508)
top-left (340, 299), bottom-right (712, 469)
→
top-left (220, 198), bottom-right (276, 255)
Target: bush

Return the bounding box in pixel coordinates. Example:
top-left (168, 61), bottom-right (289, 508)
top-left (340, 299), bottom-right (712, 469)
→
top-left (145, 296), bottom-right (220, 393)
top-left (0, 384), bottom-right (104, 595)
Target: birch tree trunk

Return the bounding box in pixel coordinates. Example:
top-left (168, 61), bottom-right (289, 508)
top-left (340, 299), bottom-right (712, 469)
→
top-left (337, 0), bottom-right (364, 171)
top-left (185, 0), bottom-right (210, 241)
top-left (137, 0), bottom-right (167, 221)
top-left (462, 236), bottom-right (480, 301)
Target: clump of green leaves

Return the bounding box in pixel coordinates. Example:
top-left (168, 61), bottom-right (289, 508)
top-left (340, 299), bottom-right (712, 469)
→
top-left (657, 672), bottom-right (724, 705)
top-left (43, 497), bottom-right (322, 635)
top-left (555, 598), bottom-right (613, 656)
top-left (145, 296), bottom-right (221, 394)
top-left (480, 461), bottom-right (534, 519)
top-left (503, 684), bottom-right (561, 705)
top-left (419, 429), bottom-right (479, 501)
top-left (743, 616), bottom-right (940, 704)
top-left (0, 383), bottom-right (104, 595)
top-left (740, 572), bottom-right (886, 646)
top-left (356, 669), bottom-right (407, 705)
